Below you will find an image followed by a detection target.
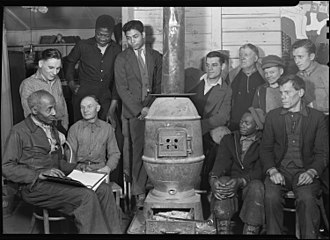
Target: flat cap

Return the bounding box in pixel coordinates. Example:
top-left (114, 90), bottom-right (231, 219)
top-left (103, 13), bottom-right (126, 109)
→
top-left (261, 55), bottom-right (284, 69)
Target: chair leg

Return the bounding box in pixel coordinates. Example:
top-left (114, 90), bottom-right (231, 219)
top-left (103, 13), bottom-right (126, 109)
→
top-left (128, 180), bottom-right (131, 212)
top-left (295, 212), bottom-right (300, 239)
top-left (30, 213), bottom-right (36, 233)
top-left (123, 178), bottom-right (127, 213)
top-left (318, 197), bottom-right (329, 232)
top-left (116, 190), bottom-right (120, 207)
top-left (43, 209), bottom-right (50, 234)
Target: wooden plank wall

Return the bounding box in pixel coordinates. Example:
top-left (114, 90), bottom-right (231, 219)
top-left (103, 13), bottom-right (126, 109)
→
top-left (122, 7), bottom-right (282, 70)
top-left (222, 7), bottom-right (282, 69)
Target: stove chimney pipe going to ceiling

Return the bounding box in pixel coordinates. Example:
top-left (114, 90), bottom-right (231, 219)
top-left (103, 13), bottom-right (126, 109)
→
top-left (142, 7), bottom-right (204, 206)
top-left (161, 7), bottom-right (185, 95)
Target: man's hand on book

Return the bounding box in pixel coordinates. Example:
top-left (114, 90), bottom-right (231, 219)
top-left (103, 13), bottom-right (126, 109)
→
top-left (97, 166), bottom-right (111, 174)
top-left (76, 163), bottom-right (92, 172)
top-left (39, 168), bottom-right (65, 180)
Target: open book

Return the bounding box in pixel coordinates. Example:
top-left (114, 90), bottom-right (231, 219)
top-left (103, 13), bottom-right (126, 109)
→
top-left (67, 170), bottom-right (108, 191)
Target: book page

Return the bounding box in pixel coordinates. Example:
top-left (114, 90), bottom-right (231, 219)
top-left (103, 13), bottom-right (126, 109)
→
top-left (68, 170), bottom-right (107, 191)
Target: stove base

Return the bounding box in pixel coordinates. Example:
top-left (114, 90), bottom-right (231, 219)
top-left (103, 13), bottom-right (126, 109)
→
top-left (143, 192), bottom-right (203, 220)
top-left (127, 209), bottom-right (216, 234)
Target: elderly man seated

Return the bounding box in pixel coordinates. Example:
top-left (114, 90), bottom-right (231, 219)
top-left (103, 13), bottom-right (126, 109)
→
top-left (209, 107), bottom-right (266, 235)
top-left (66, 95), bottom-right (120, 176)
top-left (2, 90), bottom-right (121, 234)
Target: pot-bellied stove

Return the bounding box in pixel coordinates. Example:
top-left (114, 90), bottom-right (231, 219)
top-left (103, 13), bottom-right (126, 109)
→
top-left (127, 7), bottom-right (215, 234)
top-left (142, 96), bottom-right (204, 234)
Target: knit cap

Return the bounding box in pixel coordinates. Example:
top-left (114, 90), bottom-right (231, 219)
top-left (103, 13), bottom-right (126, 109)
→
top-left (248, 107), bottom-right (266, 130)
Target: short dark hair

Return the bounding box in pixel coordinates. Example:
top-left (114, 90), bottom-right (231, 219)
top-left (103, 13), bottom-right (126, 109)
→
top-left (292, 39), bottom-right (316, 55)
top-left (206, 51), bottom-right (228, 65)
top-left (122, 20), bottom-right (144, 34)
top-left (95, 15), bottom-right (115, 31)
top-left (240, 43), bottom-right (259, 58)
top-left (27, 90), bottom-right (54, 110)
top-left (40, 48), bottom-right (62, 61)
top-left (278, 74), bottom-right (305, 91)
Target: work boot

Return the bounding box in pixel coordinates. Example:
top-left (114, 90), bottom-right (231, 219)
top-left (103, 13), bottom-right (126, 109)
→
top-left (216, 220), bottom-right (232, 234)
top-left (243, 223), bottom-right (260, 235)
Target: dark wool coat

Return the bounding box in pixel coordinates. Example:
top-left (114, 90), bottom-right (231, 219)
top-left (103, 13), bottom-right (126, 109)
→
top-left (210, 131), bottom-right (264, 183)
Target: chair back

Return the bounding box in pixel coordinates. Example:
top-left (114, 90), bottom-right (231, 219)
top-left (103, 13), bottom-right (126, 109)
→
top-left (61, 141), bottom-right (73, 163)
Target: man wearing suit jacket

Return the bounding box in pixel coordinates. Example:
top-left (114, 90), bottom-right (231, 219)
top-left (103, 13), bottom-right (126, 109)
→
top-left (189, 51), bottom-right (232, 191)
top-left (114, 20), bottom-right (162, 208)
top-left (260, 74), bottom-right (329, 238)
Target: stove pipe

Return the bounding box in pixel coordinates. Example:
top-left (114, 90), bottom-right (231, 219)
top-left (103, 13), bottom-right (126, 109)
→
top-left (142, 7), bottom-right (204, 200)
top-left (161, 7), bottom-right (185, 94)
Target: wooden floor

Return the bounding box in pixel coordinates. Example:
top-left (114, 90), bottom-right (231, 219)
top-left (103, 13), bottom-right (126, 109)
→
top-left (2, 196), bottom-right (329, 238)
top-left (2, 198), bottom-right (132, 234)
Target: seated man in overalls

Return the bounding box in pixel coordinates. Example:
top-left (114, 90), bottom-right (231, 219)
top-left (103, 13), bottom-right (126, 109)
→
top-left (209, 107), bottom-right (265, 234)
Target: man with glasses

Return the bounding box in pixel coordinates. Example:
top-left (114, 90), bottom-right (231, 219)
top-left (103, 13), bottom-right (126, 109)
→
top-left (65, 15), bottom-right (122, 126)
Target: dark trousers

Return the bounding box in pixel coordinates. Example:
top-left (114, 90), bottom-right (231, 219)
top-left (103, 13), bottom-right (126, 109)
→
top-left (200, 133), bottom-right (218, 191)
top-left (264, 169), bottom-right (321, 238)
top-left (21, 181), bottom-right (121, 234)
top-left (239, 179), bottom-right (265, 226)
top-left (128, 117), bottom-right (147, 196)
top-left (211, 179), bottom-right (265, 226)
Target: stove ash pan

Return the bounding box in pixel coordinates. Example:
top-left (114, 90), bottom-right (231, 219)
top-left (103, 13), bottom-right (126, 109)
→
top-left (142, 97), bottom-right (205, 197)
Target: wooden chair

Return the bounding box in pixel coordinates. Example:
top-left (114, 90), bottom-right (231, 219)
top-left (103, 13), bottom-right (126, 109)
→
top-left (30, 141), bottom-right (125, 233)
top-left (30, 141), bottom-right (73, 234)
top-left (30, 208), bottom-right (67, 234)
top-left (283, 190), bottom-right (329, 238)
top-left (123, 173), bottom-right (132, 213)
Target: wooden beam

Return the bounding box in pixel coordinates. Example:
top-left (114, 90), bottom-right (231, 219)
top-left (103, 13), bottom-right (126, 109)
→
top-left (4, 8), bottom-right (30, 30)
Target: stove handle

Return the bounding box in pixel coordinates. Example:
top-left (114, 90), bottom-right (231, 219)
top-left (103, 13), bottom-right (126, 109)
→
top-left (186, 135), bottom-right (192, 154)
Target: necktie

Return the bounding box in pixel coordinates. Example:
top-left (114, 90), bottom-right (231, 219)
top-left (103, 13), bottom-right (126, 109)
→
top-left (137, 49), bottom-right (145, 67)
top-left (137, 49), bottom-right (149, 101)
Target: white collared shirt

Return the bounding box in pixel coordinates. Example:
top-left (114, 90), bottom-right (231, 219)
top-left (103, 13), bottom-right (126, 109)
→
top-left (97, 43), bottom-right (109, 55)
top-left (200, 73), bottom-right (222, 95)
